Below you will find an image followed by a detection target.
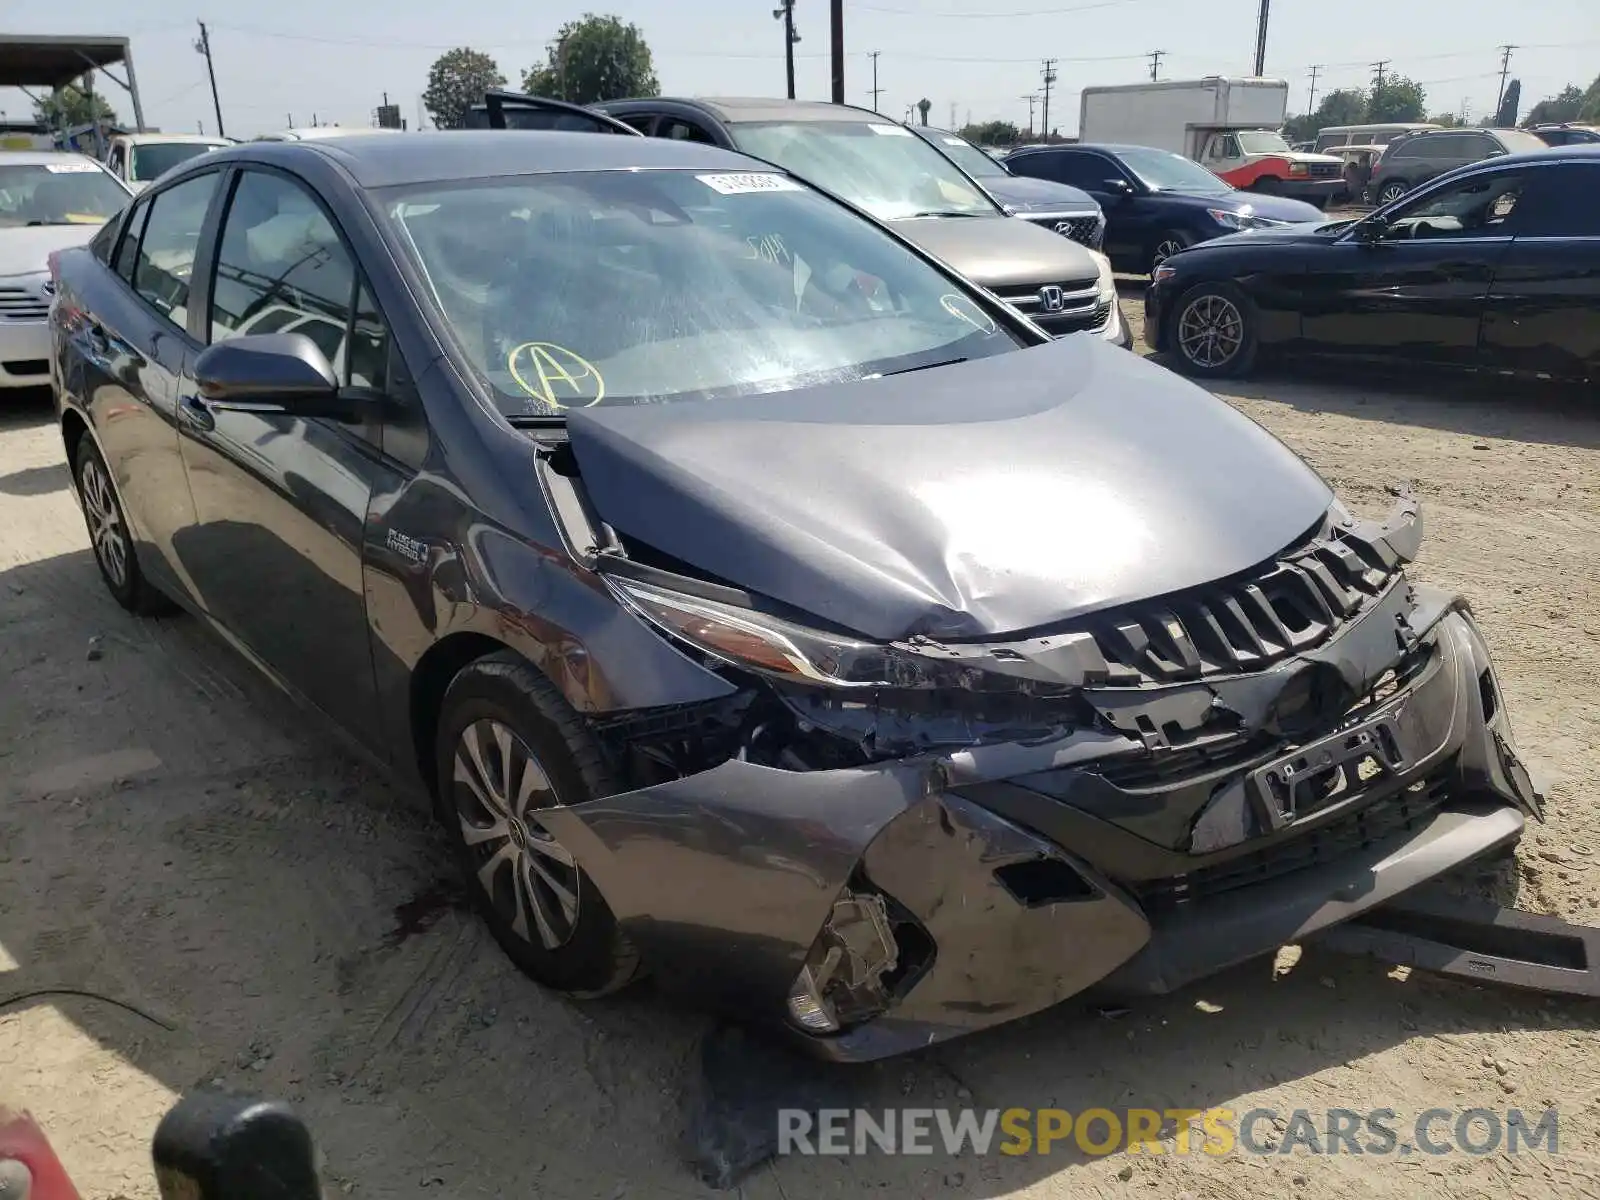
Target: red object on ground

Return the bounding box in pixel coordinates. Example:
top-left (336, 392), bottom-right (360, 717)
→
top-left (0, 1106), bottom-right (82, 1200)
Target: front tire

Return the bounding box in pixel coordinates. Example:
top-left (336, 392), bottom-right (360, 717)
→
top-left (1148, 230), bottom-right (1191, 276)
top-left (74, 438), bottom-right (173, 615)
top-left (435, 651), bottom-right (639, 998)
top-left (1169, 281), bottom-right (1258, 379)
top-left (1377, 180), bottom-right (1408, 206)
top-left (1252, 177), bottom-right (1283, 195)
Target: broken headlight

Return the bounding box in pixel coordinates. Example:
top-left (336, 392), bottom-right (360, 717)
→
top-left (605, 575), bottom-right (931, 688)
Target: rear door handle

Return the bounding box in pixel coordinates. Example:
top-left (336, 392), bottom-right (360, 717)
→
top-left (178, 393), bottom-right (216, 432)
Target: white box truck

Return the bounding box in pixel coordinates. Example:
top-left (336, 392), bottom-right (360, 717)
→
top-left (1079, 76), bottom-right (1344, 206)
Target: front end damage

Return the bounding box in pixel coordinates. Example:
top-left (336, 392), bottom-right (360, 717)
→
top-left (534, 461), bottom-right (1542, 1059)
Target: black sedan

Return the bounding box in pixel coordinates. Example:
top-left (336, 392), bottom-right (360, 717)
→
top-left (1006, 143), bottom-right (1324, 275)
top-left (1146, 144), bottom-right (1600, 380)
top-left (50, 132), bottom-right (1540, 1060)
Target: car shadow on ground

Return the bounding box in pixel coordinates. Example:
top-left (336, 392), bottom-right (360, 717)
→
top-left (4, 546), bottom-right (1596, 1196)
top-left (0, 387), bottom-right (56, 432)
top-left (1186, 358), bottom-right (1600, 452)
top-left (0, 462), bottom-right (70, 497)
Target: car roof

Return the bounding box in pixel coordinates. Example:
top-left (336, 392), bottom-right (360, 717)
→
top-left (211, 130), bottom-right (777, 188)
top-left (0, 149), bottom-right (104, 167)
top-left (120, 133), bottom-right (229, 145)
top-left (610, 96), bottom-right (889, 125)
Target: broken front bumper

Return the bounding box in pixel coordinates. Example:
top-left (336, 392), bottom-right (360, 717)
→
top-left (541, 585), bottom-right (1539, 1061)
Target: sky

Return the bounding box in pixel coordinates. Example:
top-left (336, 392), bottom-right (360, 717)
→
top-left (3, 0), bottom-right (1596, 140)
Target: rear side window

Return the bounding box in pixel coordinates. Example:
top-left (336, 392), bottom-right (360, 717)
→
top-left (1521, 164), bottom-right (1600, 237)
top-left (112, 199), bottom-right (150, 282)
top-left (131, 172), bottom-right (220, 328)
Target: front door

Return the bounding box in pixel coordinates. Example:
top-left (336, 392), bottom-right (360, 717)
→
top-left (174, 166), bottom-right (390, 742)
top-left (1482, 161), bottom-right (1600, 378)
top-left (1298, 168), bottom-right (1530, 364)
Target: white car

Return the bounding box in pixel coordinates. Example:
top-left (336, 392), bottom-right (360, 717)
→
top-left (0, 151), bottom-right (131, 389)
top-left (251, 126), bottom-right (406, 142)
top-left (104, 133), bottom-right (231, 193)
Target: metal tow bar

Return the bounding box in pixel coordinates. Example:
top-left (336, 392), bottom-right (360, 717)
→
top-left (1316, 886), bottom-right (1600, 998)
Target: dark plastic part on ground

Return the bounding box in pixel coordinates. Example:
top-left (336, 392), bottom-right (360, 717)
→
top-left (1317, 885), bottom-right (1600, 997)
top-left (152, 1089), bottom-right (320, 1200)
top-left (683, 1024), bottom-right (859, 1189)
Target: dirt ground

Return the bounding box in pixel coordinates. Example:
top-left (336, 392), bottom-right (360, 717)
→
top-left (4, 308), bottom-right (1600, 1198)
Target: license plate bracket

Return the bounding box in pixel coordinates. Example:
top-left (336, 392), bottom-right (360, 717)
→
top-left (1248, 710), bottom-right (1410, 830)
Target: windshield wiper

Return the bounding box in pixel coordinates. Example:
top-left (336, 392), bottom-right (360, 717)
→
top-left (882, 357), bottom-right (968, 377)
top-left (504, 413), bottom-right (566, 428)
top-left (906, 209), bottom-right (988, 219)
top-left (26, 219), bottom-right (83, 227)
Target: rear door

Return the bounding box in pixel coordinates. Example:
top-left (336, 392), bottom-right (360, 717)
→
top-left (1481, 161), bottom-right (1600, 378)
top-left (1298, 167), bottom-right (1530, 364)
top-left (173, 165), bottom-right (390, 741)
top-left (65, 170), bottom-right (225, 604)
top-left (1017, 150), bottom-right (1145, 262)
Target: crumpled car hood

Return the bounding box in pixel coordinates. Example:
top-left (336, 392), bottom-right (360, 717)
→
top-left (565, 336), bottom-right (1333, 641)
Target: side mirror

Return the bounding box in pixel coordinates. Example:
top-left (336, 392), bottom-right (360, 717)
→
top-left (194, 333), bottom-right (339, 409)
top-left (1354, 216), bottom-right (1390, 243)
top-left (1103, 178), bottom-right (1134, 198)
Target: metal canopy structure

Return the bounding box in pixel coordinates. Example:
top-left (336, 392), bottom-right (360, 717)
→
top-left (0, 34), bottom-right (145, 131)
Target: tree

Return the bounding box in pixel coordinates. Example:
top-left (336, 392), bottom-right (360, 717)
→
top-left (34, 77), bottom-right (117, 131)
top-left (422, 47), bottom-right (505, 130)
top-left (1493, 79), bottom-right (1521, 128)
top-left (1368, 74), bottom-right (1426, 123)
top-left (1525, 84), bottom-right (1584, 125)
top-left (1582, 73), bottom-right (1600, 122)
top-left (958, 119), bottom-right (1019, 146)
top-left (1282, 88), bottom-right (1367, 142)
top-left (523, 14), bottom-right (658, 105)
top-left (1427, 111), bottom-right (1464, 127)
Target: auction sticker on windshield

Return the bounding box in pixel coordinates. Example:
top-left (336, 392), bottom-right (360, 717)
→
top-left (507, 342), bottom-right (606, 409)
top-left (868, 125), bottom-right (914, 136)
top-left (45, 162), bottom-right (102, 173)
top-left (697, 173), bottom-right (804, 195)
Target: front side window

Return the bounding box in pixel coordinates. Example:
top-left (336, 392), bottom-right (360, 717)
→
top-left (727, 120), bottom-right (998, 220)
top-left (658, 118), bottom-right (714, 144)
top-left (131, 141), bottom-right (227, 183)
top-left (1387, 172), bottom-right (1527, 238)
top-left (132, 172), bottom-right (220, 328)
top-left (934, 135), bottom-right (1007, 179)
top-left (208, 170), bottom-right (387, 389)
top-left (0, 160), bottom-right (129, 227)
top-left (383, 168), bottom-right (1022, 417)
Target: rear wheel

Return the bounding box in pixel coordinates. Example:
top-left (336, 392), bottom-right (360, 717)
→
top-left (1170, 281), bottom-right (1258, 379)
top-left (1148, 231), bottom-right (1191, 276)
top-left (74, 438), bottom-right (174, 615)
top-left (1252, 177), bottom-right (1283, 195)
top-left (1377, 179), bottom-right (1408, 206)
top-left (435, 652), bottom-right (639, 998)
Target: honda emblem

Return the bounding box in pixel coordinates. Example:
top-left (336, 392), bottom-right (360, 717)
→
top-left (1037, 284), bottom-right (1065, 313)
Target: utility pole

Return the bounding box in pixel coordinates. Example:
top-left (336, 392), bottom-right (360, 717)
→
top-left (1039, 58), bottom-right (1057, 142)
top-left (868, 51), bottom-right (883, 112)
top-left (949, 101), bottom-right (957, 128)
top-left (1306, 64), bottom-right (1322, 113)
top-left (194, 21), bottom-right (225, 138)
top-left (1147, 49), bottom-right (1165, 82)
top-left (1371, 60), bottom-right (1390, 91)
top-left (773, 0), bottom-right (798, 101)
top-left (1495, 44), bottom-right (1517, 115)
top-left (1020, 92), bottom-right (1038, 137)
top-left (1252, 0), bottom-right (1270, 76)
top-left (829, 0), bottom-right (844, 105)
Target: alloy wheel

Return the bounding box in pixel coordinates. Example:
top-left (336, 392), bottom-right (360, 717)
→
top-left (1379, 182), bottom-right (1406, 205)
top-left (1152, 238), bottom-right (1186, 270)
top-left (80, 455), bottom-right (128, 589)
top-left (453, 718), bottom-right (581, 951)
top-left (1177, 293), bottom-right (1245, 370)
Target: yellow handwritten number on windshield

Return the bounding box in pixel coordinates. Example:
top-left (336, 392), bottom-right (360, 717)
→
top-left (507, 342), bottom-right (606, 409)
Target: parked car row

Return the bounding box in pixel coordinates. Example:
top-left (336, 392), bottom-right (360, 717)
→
top-left (47, 124), bottom-right (1544, 1060)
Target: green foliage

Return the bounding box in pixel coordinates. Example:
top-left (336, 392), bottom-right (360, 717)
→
top-left (957, 120), bottom-right (1019, 146)
top-left (34, 78), bottom-right (117, 131)
top-left (1524, 84), bottom-right (1584, 125)
top-left (523, 14), bottom-right (658, 105)
top-left (423, 47), bottom-right (506, 130)
top-left (1368, 75), bottom-right (1426, 123)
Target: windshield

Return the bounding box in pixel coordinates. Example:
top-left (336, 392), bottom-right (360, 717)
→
top-left (931, 134), bottom-right (1007, 179)
top-left (1116, 146), bottom-right (1234, 195)
top-left (383, 169), bottom-right (1022, 417)
top-left (727, 121), bottom-right (999, 220)
top-left (0, 162), bottom-right (127, 226)
top-left (1236, 130), bottom-right (1292, 155)
top-left (130, 141), bottom-right (226, 181)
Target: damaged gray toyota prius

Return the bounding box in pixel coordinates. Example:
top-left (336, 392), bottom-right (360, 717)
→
top-left (51, 130), bottom-right (1541, 1062)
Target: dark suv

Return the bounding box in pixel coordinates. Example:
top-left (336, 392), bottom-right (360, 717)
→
top-left (1529, 123), bottom-right (1600, 147)
top-left (1371, 127), bottom-right (1549, 205)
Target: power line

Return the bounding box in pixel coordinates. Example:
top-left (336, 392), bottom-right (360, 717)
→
top-left (855, 0), bottom-right (1148, 16)
top-left (1495, 44), bottom-right (1517, 114)
top-left (1147, 49), bottom-right (1165, 81)
top-left (1039, 58), bottom-right (1058, 140)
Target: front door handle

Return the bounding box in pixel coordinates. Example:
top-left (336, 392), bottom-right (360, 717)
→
top-left (178, 393), bottom-right (216, 432)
